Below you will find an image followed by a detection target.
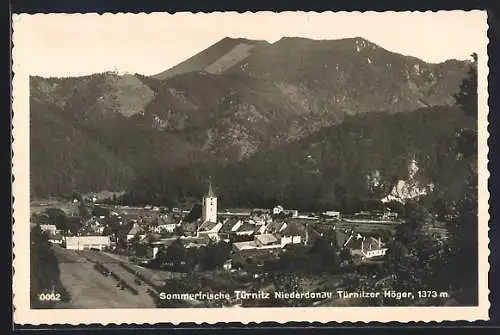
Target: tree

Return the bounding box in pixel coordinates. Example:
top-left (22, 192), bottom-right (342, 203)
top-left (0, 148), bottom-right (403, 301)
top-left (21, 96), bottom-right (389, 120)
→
top-left (92, 206), bottom-right (109, 218)
top-left (44, 208), bottom-right (68, 231)
top-left (444, 52), bottom-right (479, 305)
top-left (32, 213), bottom-right (50, 225)
top-left (454, 53), bottom-right (478, 119)
top-left (198, 241), bottom-right (231, 271)
top-left (78, 202), bottom-right (91, 221)
top-left (446, 167), bottom-right (478, 305)
top-left (339, 248), bottom-right (353, 265)
top-left (309, 235), bottom-right (341, 272)
top-left (66, 216), bottom-right (82, 235)
top-left (156, 238), bottom-right (186, 269)
top-left (454, 53), bottom-right (478, 159)
top-left (394, 201), bottom-right (432, 249)
top-left (173, 225), bottom-right (184, 237)
top-left (128, 233), bottom-right (141, 251)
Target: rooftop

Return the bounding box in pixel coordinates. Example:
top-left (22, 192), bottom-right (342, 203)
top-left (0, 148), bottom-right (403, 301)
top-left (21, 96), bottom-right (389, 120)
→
top-left (198, 221), bottom-right (219, 232)
top-left (254, 234), bottom-right (278, 245)
top-left (220, 218), bottom-right (240, 233)
top-left (280, 222), bottom-right (305, 236)
top-left (233, 241), bottom-right (258, 251)
top-left (66, 235), bottom-right (111, 244)
top-left (237, 222), bottom-right (256, 233)
top-left (206, 177), bottom-right (216, 198)
top-left (128, 223), bottom-right (144, 236)
top-left (265, 220), bottom-right (286, 234)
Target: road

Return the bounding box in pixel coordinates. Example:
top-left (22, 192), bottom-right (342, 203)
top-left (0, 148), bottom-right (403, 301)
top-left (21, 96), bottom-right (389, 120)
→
top-left (51, 245), bottom-right (156, 308)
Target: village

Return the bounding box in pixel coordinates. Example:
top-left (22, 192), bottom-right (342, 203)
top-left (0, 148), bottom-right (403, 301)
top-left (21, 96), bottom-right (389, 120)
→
top-left (32, 180), bottom-right (405, 264)
top-left (30, 180), bottom-right (450, 308)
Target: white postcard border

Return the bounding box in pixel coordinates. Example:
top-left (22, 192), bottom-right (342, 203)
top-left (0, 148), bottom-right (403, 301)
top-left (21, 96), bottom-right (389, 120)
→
top-left (12, 10), bottom-right (490, 325)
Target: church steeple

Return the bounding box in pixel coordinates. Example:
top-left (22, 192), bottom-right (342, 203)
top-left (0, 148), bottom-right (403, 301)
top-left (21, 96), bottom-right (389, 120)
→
top-left (202, 176), bottom-right (218, 224)
top-left (207, 176), bottom-right (215, 198)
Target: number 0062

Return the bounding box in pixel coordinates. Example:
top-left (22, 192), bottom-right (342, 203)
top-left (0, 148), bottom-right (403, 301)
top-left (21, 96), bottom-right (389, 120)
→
top-left (38, 292), bottom-right (61, 302)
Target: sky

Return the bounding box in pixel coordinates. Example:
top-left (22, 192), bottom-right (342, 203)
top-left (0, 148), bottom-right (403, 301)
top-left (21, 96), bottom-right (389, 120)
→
top-left (13, 10), bottom-right (488, 77)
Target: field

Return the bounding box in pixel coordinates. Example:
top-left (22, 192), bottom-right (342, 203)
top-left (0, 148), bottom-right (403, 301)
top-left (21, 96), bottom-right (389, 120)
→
top-left (31, 199), bottom-right (78, 216)
top-left (51, 245), bottom-right (156, 308)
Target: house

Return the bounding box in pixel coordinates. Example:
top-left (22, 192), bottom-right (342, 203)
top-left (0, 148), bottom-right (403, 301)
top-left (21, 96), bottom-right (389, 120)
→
top-left (154, 215), bottom-right (177, 233)
top-left (232, 234), bottom-right (282, 252)
top-left (223, 259), bottom-right (232, 271)
top-left (65, 236), bottom-right (111, 250)
top-left (230, 219), bottom-right (244, 232)
top-left (341, 230), bottom-right (388, 259)
top-left (234, 222), bottom-right (256, 236)
top-left (48, 233), bottom-right (64, 245)
top-left (127, 223), bottom-right (145, 241)
top-left (255, 223), bottom-right (267, 235)
top-left (39, 224), bottom-right (57, 235)
top-left (284, 209), bottom-right (299, 217)
top-left (254, 233), bottom-right (279, 247)
top-left (322, 211), bottom-right (341, 219)
top-left (359, 236), bottom-right (388, 258)
top-left (219, 217), bottom-right (240, 241)
top-left (196, 220), bottom-right (223, 241)
top-left (233, 240), bottom-right (259, 251)
top-left (272, 205), bottom-right (284, 215)
top-left (278, 222), bottom-right (303, 247)
top-left (180, 221), bottom-right (198, 236)
top-left (383, 211), bottom-right (399, 220)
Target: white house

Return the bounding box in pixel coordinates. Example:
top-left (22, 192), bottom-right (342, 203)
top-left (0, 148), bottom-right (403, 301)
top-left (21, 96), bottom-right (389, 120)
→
top-left (39, 224), bottom-right (57, 235)
top-left (272, 205), bottom-right (284, 215)
top-left (285, 209), bottom-right (299, 217)
top-left (127, 223), bottom-right (145, 241)
top-left (278, 222), bottom-right (303, 247)
top-left (65, 236), bottom-right (111, 250)
top-left (343, 231), bottom-right (388, 260)
top-left (233, 234), bottom-right (282, 252)
top-left (323, 211), bottom-right (341, 219)
top-left (154, 215), bottom-right (177, 233)
top-left (360, 236), bottom-right (388, 259)
top-left (223, 259), bottom-right (232, 271)
top-left (48, 234), bottom-right (64, 245)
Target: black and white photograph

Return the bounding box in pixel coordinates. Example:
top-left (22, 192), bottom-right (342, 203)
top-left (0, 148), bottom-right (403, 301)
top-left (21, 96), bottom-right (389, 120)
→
top-left (12, 10), bottom-right (489, 324)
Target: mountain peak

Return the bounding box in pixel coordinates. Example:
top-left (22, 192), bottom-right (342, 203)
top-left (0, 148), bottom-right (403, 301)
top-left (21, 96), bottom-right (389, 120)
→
top-left (152, 37), bottom-right (269, 80)
top-left (219, 37), bottom-right (269, 45)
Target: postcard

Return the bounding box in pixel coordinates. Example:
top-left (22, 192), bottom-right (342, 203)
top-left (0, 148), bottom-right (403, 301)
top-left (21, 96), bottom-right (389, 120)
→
top-left (12, 10), bottom-right (490, 324)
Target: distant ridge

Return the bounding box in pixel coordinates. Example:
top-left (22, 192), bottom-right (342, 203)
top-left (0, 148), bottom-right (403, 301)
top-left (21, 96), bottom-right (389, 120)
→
top-left (152, 37), bottom-right (270, 80)
top-left (30, 36), bottom-right (472, 197)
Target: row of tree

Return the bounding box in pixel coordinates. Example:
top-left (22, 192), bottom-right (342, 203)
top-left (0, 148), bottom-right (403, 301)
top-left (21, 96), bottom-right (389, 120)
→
top-left (150, 239), bottom-right (232, 272)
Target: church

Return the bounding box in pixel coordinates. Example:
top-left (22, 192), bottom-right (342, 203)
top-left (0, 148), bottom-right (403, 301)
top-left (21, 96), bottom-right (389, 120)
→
top-left (201, 178), bottom-right (218, 224)
top-left (196, 178), bottom-right (221, 241)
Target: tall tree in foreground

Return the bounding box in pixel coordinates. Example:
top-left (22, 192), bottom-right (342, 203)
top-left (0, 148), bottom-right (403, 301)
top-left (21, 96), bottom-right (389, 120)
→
top-left (448, 53), bottom-right (479, 304)
top-left (454, 53), bottom-right (478, 120)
